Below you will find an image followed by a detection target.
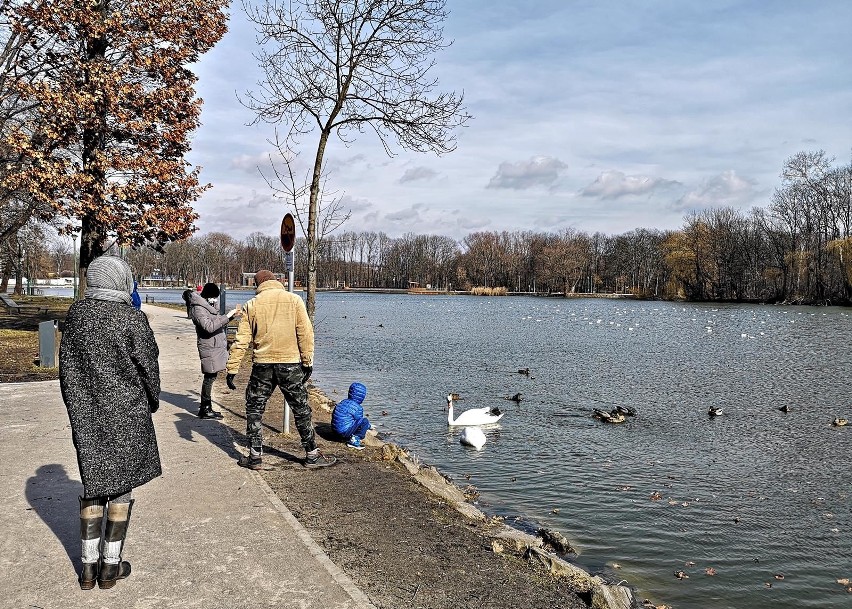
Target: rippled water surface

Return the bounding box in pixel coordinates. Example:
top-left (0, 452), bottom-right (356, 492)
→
top-left (308, 293), bottom-right (852, 609)
top-left (94, 288), bottom-right (852, 607)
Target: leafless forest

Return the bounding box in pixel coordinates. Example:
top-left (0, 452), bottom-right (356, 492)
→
top-left (3, 150), bottom-right (851, 305)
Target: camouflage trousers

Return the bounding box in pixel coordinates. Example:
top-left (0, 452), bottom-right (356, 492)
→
top-left (245, 363), bottom-right (316, 453)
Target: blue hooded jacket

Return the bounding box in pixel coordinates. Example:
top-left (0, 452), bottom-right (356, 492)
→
top-left (131, 281), bottom-right (142, 310)
top-left (332, 382), bottom-right (367, 437)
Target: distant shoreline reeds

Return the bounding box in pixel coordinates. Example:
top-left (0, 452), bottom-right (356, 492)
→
top-left (469, 286), bottom-right (508, 296)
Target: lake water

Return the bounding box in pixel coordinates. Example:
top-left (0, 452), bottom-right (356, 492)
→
top-left (46, 287), bottom-right (852, 607)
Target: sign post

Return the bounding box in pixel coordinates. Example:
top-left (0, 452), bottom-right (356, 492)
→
top-left (280, 213), bottom-right (297, 434)
top-left (280, 213), bottom-right (296, 294)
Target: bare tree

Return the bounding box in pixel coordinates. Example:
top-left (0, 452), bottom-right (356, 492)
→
top-left (258, 134), bottom-right (351, 267)
top-left (242, 0), bottom-right (471, 318)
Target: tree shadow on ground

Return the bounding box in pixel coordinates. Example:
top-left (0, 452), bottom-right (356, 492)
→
top-left (25, 463), bottom-right (81, 572)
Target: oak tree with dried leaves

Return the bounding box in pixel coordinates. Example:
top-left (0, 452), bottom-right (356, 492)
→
top-left (1, 0), bottom-right (228, 293)
top-left (242, 0), bottom-right (470, 319)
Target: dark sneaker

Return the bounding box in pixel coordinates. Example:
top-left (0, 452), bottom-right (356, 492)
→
top-left (346, 436), bottom-right (364, 450)
top-left (237, 454), bottom-right (263, 470)
top-left (303, 451), bottom-right (338, 468)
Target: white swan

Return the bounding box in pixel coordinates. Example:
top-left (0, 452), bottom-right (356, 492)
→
top-left (446, 394), bottom-right (504, 426)
top-left (459, 427), bottom-right (487, 449)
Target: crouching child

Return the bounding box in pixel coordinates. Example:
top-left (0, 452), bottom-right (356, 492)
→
top-left (332, 382), bottom-right (371, 450)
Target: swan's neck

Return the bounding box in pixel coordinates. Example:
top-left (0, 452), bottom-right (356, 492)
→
top-left (447, 401), bottom-right (454, 424)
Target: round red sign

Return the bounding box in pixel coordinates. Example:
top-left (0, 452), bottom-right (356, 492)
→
top-left (280, 213), bottom-right (296, 252)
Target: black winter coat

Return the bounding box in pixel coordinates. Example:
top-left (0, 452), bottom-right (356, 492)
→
top-left (59, 299), bottom-right (162, 497)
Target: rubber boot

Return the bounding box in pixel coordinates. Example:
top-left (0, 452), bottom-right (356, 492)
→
top-left (98, 499), bottom-right (133, 589)
top-left (198, 396), bottom-right (223, 419)
top-left (199, 405), bottom-right (224, 419)
top-left (79, 497), bottom-right (104, 590)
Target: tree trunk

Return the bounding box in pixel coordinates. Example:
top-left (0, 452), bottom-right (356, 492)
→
top-left (306, 129), bottom-right (331, 320)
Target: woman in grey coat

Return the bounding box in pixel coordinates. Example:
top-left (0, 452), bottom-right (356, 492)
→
top-left (189, 283), bottom-right (240, 418)
top-left (59, 255), bottom-right (161, 590)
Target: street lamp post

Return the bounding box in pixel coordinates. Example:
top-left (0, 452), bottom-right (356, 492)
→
top-left (72, 232), bottom-right (79, 300)
top-left (16, 246), bottom-right (23, 296)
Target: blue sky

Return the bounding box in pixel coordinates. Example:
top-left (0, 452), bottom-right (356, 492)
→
top-left (187, 0), bottom-right (852, 242)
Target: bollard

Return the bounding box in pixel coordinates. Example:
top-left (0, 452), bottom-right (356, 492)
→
top-left (219, 284), bottom-right (226, 315)
top-left (38, 320), bottom-right (58, 368)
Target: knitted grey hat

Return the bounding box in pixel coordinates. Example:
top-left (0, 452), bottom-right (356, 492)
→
top-left (86, 256), bottom-right (134, 294)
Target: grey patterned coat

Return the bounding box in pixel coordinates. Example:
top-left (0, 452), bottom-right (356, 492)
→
top-left (188, 291), bottom-right (231, 373)
top-left (59, 299), bottom-right (162, 497)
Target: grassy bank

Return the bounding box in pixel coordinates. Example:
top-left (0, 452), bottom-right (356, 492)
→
top-left (0, 295), bottom-right (72, 383)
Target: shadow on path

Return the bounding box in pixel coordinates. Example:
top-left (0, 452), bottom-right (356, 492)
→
top-left (25, 464), bottom-right (81, 571)
top-left (159, 390), bottom-right (246, 461)
top-left (158, 388), bottom-right (338, 467)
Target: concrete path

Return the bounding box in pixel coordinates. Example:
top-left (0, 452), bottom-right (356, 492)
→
top-left (0, 304), bottom-right (375, 609)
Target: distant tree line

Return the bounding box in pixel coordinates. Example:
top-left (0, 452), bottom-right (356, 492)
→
top-left (4, 150), bottom-right (852, 305)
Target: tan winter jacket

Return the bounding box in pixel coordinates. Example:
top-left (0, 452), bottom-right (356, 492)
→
top-left (226, 280), bottom-right (314, 373)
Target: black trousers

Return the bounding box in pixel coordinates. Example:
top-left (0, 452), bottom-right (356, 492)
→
top-left (201, 372), bottom-right (217, 408)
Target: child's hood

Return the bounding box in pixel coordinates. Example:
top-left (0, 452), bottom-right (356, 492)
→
top-left (348, 382), bottom-right (367, 404)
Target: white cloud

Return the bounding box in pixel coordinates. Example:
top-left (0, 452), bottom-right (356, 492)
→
top-left (398, 166), bottom-right (438, 184)
top-left (673, 170), bottom-right (758, 211)
top-left (385, 205), bottom-right (423, 223)
top-left (580, 170), bottom-right (681, 199)
top-left (338, 194), bottom-right (373, 214)
top-left (229, 151), bottom-right (288, 175)
top-left (486, 156), bottom-right (567, 190)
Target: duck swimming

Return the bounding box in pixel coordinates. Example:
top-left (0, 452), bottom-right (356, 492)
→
top-left (446, 395), bottom-right (504, 426)
top-left (708, 406), bottom-right (723, 417)
top-left (832, 417), bottom-right (848, 427)
top-left (593, 408), bottom-right (626, 424)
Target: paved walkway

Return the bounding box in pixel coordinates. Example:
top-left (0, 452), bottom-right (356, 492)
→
top-left (0, 304), bottom-right (375, 609)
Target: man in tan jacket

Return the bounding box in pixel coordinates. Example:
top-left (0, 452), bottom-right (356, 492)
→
top-left (226, 269), bottom-right (336, 469)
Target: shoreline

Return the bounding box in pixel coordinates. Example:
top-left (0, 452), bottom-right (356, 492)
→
top-left (213, 373), bottom-right (645, 609)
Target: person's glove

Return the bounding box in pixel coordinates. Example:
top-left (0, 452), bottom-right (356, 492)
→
top-left (301, 364), bottom-right (313, 383)
top-left (149, 400), bottom-right (159, 413)
top-left (226, 374), bottom-right (237, 390)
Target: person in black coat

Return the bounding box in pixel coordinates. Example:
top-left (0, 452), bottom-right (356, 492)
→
top-left (188, 283), bottom-right (240, 418)
top-left (59, 255), bottom-right (161, 590)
